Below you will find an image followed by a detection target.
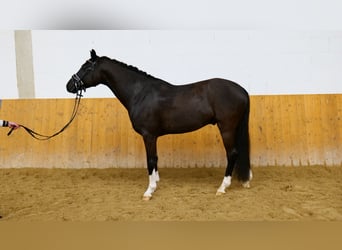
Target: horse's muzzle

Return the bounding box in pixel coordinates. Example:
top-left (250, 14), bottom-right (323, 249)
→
top-left (66, 74), bottom-right (85, 94)
top-left (66, 78), bottom-right (77, 93)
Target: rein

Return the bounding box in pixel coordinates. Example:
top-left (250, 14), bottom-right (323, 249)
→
top-left (7, 90), bottom-right (83, 140)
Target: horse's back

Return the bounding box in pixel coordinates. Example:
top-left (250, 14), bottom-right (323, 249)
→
top-left (160, 77), bottom-right (249, 115)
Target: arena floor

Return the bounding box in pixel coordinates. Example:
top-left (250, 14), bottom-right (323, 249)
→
top-left (0, 166), bottom-right (341, 221)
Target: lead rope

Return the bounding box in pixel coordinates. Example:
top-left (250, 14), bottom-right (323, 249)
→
top-left (7, 90), bottom-right (83, 140)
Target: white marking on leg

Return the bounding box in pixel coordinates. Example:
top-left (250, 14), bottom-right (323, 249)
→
top-left (242, 170), bottom-right (253, 188)
top-left (152, 169), bottom-right (160, 182)
top-left (155, 171), bottom-right (160, 182)
top-left (143, 175), bottom-right (157, 200)
top-left (216, 176), bottom-right (232, 195)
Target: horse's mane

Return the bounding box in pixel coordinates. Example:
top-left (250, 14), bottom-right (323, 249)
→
top-left (106, 57), bottom-right (158, 80)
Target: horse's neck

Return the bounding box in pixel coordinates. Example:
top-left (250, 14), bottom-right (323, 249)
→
top-left (103, 62), bottom-right (150, 110)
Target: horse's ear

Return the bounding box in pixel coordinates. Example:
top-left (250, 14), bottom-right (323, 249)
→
top-left (90, 49), bottom-right (98, 61)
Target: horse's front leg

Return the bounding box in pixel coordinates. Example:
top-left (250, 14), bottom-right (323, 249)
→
top-left (142, 135), bottom-right (159, 201)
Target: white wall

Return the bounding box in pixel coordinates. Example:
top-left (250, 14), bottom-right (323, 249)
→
top-left (1, 30), bottom-right (342, 99)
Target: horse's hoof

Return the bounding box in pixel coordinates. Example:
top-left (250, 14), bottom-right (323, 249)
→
top-left (242, 182), bottom-right (250, 188)
top-left (142, 195), bottom-right (152, 201)
top-left (216, 191), bottom-right (225, 196)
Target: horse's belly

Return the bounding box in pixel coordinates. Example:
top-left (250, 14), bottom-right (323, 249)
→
top-left (160, 111), bottom-right (215, 134)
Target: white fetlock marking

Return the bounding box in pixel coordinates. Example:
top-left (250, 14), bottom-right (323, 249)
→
top-left (152, 169), bottom-right (160, 182)
top-left (241, 170), bottom-right (253, 188)
top-left (155, 171), bottom-right (160, 182)
top-left (143, 174), bottom-right (157, 198)
top-left (216, 176), bottom-right (231, 194)
top-left (222, 176), bottom-right (232, 187)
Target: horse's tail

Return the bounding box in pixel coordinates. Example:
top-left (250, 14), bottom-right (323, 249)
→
top-left (234, 95), bottom-right (251, 182)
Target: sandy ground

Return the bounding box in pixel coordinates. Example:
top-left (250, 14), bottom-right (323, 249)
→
top-left (0, 166), bottom-right (341, 221)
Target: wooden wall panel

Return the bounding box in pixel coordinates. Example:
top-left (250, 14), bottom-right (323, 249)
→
top-left (0, 94), bottom-right (341, 168)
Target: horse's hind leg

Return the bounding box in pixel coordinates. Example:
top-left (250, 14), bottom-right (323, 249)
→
top-left (242, 169), bottom-right (253, 188)
top-left (216, 149), bottom-right (237, 195)
top-left (216, 128), bottom-right (237, 195)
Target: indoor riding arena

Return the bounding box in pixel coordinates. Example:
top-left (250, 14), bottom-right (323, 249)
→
top-left (0, 30), bottom-right (341, 221)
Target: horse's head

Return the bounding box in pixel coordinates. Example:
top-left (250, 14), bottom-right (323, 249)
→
top-left (66, 49), bottom-right (104, 94)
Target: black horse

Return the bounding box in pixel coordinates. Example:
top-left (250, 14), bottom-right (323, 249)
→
top-left (67, 50), bottom-right (252, 200)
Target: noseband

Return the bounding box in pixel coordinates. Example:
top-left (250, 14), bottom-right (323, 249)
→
top-left (72, 73), bottom-right (86, 93)
top-left (72, 60), bottom-right (96, 93)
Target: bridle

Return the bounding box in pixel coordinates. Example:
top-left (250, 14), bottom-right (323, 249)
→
top-left (7, 60), bottom-right (96, 140)
top-left (71, 73), bottom-right (86, 93)
top-left (71, 60), bottom-right (96, 93)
